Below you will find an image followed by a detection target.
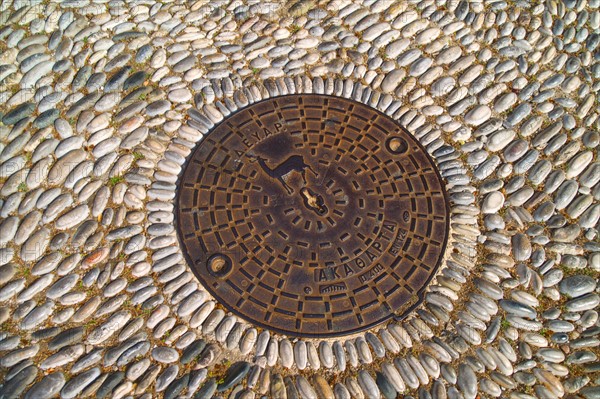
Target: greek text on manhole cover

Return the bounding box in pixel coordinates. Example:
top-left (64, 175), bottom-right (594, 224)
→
top-left (176, 95), bottom-right (449, 337)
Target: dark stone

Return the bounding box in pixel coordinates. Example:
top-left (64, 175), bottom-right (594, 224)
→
top-left (117, 341), bottom-right (151, 366)
top-left (376, 371), bottom-right (396, 399)
top-left (48, 327), bottom-right (84, 351)
top-left (24, 371), bottom-right (65, 399)
top-left (96, 371), bottom-right (124, 399)
top-left (164, 373), bottom-right (190, 399)
top-left (2, 103), bottom-right (35, 125)
top-left (135, 45), bottom-right (152, 63)
top-left (123, 71), bottom-right (147, 90)
top-left (0, 365), bottom-right (38, 398)
top-left (105, 66), bottom-right (132, 92)
top-left (181, 339), bottom-right (206, 364)
top-left (33, 109), bottom-right (59, 129)
top-left (121, 86), bottom-right (152, 106)
top-left (195, 378), bottom-right (217, 399)
top-left (580, 386), bottom-right (600, 399)
top-left (72, 66), bottom-right (92, 90)
top-left (31, 327), bottom-right (60, 342)
top-left (217, 361), bottom-right (251, 392)
top-left (285, 376), bottom-right (300, 399)
top-left (65, 92), bottom-right (101, 118)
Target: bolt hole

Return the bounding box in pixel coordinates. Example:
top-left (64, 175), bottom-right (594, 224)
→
top-left (387, 137), bottom-right (408, 154)
top-left (207, 254), bottom-right (232, 277)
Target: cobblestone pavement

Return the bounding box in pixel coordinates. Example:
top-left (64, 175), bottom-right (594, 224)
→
top-left (0, 0), bottom-right (599, 398)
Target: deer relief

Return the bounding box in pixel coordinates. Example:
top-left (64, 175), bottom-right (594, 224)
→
top-left (248, 154), bottom-right (318, 194)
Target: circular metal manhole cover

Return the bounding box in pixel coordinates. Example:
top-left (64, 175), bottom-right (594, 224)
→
top-left (176, 94), bottom-right (450, 337)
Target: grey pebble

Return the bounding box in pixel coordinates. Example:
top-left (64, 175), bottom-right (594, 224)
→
top-left (560, 275), bottom-right (597, 298)
top-left (25, 372), bottom-right (65, 399)
top-left (60, 367), bottom-right (101, 399)
top-left (0, 365), bottom-right (38, 399)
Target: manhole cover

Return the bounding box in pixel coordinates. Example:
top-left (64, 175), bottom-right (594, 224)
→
top-left (176, 95), bottom-right (449, 337)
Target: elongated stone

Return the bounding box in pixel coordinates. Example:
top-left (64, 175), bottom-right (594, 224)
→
top-left (25, 372), bottom-right (65, 399)
top-left (2, 103), bottom-right (35, 125)
top-left (217, 362), bottom-right (251, 392)
top-left (457, 364), bottom-right (477, 399)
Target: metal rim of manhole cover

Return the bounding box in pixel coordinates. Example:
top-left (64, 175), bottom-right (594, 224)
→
top-left (175, 94), bottom-right (450, 338)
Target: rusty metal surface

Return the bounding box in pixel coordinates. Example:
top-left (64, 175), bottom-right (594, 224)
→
top-left (176, 95), bottom-right (450, 337)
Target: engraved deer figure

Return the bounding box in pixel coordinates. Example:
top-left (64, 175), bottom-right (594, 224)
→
top-left (249, 154), bottom-right (318, 194)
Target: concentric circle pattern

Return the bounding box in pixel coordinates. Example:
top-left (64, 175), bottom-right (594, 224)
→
top-left (177, 95), bottom-right (449, 337)
top-left (0, 0), bottom-right (599, 398)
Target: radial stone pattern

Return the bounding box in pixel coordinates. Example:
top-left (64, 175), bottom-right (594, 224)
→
top-left (0, 0), bottom-right (599, 399)
top-left (177, 95), bottom-right (449, 337)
